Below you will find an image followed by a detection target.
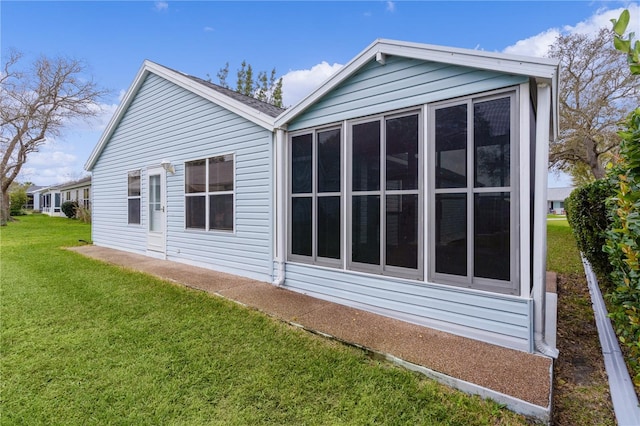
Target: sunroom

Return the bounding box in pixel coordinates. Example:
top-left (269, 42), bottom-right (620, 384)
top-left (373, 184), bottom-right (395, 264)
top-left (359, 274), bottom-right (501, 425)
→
top-left (273, 39), bottom-right (559, 354)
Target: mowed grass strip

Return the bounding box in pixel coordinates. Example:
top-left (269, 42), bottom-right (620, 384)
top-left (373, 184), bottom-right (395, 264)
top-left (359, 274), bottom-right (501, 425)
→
top-left (1, 215), bottom-right (528, 425)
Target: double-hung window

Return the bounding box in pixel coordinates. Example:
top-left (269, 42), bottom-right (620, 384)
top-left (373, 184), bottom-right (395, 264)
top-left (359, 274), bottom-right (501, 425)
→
top-left (430, 92), bottom-right (517, 294)
top-left (290, 128), bottom-right (342, 265)
top-left (185, 154), bottom-right (234, 231)
top-left (127, 170), bottom-right (141, 224)
top-left (349, 111), bottom-right (422, 279)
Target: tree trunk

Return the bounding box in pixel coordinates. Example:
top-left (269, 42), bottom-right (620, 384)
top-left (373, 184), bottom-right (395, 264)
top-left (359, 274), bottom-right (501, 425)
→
top-left (1, 189), bottom-right (10, 226)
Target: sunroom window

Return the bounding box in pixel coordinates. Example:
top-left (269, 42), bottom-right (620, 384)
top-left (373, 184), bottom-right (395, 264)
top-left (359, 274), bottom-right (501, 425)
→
top-left (350, 112), bottom-right (421, 279)
top-left (430, 92), bottom-right (517, 294)
top-left (290, 128), bottom-right (342, 264)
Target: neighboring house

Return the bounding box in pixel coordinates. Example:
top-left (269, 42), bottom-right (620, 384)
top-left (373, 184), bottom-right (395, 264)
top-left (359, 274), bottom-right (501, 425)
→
top-left (59, 176), bottom-right (92, 213)
top-left (25, 185), bottom-right (45, 210)
top-left (35, 186), bottom-right (62, 216)
top-left (548, 187), bottom-right (574, 214)
top-left (86, 39), bottom-right (559, 356)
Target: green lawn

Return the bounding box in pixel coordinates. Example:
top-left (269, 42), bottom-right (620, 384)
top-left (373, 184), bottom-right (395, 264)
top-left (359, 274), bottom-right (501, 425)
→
top-left (0, 215), bottom-right (528, 425)
top-left (546, 218), bottom-right (584, 274)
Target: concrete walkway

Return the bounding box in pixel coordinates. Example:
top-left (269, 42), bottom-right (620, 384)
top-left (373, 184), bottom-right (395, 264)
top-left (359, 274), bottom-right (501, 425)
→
top-left (68, 245), bottom-right (554, 421)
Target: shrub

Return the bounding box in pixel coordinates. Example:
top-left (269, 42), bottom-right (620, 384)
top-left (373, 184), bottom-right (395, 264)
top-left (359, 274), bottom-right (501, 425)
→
top-left (604, 107), bottom-right (640, 385)
top-left (75, 206), bottom-right (91, 224)
top-left (61, 201), bottom-right (79, 218)
top-left (565, 180), bottom-right (615, 279)
top-left (9, 187), bottom-right (27, 216)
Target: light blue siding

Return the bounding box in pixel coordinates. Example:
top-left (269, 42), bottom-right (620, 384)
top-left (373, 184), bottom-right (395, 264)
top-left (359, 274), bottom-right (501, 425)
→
top-left (285, 263), bottom-right (532, 351)
top-left (288, 56), bottom-right (528, 131)
top-left (282, 55), bottom-right (533, 351)
top-left (92, 73), bottom-right (273, 281)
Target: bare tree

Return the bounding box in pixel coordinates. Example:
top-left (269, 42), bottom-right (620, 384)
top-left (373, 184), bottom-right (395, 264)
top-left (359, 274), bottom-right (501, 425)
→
top-left (0, 50), bottom-right (107, 225)
top-left (548, 28), bottom-right (640, 180)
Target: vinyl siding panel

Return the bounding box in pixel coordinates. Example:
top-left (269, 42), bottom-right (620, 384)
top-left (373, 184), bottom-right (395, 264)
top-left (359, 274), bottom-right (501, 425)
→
top-left (288, 56), bottom-right (528, 131)
top-left (92, 73), bottom-right (273, 281)
top-left (285, 263), bottom-right (532, 351)
top-left (282, 55), bottom-right (533, 351)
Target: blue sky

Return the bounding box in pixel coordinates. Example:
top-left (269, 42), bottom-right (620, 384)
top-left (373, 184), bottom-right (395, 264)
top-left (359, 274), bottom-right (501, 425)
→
top-left (2, 1), bottom-right (639, 186)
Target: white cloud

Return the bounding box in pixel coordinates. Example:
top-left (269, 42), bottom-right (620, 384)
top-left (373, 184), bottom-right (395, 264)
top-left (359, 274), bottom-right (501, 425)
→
top-left (153, 1), bottom-right (168, 12)
top-left (503, 4), bottom-right (640, 57)
top-left (204, 26), bottom-right (214, 32)
top-left (386, 1), bottom-right (396, 13)
top-left (281, 61), bottom-right (344, 107)
top-left (19, 147), bottom-right (81, 186)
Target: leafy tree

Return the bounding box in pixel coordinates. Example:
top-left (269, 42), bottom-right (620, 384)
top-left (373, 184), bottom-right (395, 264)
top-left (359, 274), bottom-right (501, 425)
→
top-left (215, 61), bottom-right (283, 108)
top-left (548, 28), bottom-right (640, 180)
top-left (0, 50), bottom-right (107, 225)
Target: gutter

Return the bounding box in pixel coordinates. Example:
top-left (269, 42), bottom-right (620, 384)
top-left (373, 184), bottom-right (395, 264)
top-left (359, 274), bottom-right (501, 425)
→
top-left (532, 82), bottom-right (559, 359)
top-left (582, 255), bottom-right (640, 425)
top-left (272, 128), bottom-right (286, 287)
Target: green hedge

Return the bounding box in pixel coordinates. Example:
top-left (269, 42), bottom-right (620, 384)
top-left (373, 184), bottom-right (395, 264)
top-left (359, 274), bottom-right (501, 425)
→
top-left (565, 180), bottom-right (615, 280)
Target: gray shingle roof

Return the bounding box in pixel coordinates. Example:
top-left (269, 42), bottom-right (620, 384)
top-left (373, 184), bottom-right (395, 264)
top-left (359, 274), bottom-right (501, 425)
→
top-left (183, 74), bottom-right (285, 118)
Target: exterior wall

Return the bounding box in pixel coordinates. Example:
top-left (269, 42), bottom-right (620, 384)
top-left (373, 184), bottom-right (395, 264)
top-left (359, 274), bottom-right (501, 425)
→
top-left (60, 183), bottom-right (91, 210)
top-left (288, 56), bottom-right (528, 131)
top-left (284, 56), bottom-right (533, 351)
top-left (92, 73), bottom-right (273, 282)
top-left (285, 264), bottom-right (532, 351)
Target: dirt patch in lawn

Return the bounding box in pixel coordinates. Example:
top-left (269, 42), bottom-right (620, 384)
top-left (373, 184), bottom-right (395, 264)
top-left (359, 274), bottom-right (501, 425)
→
top-left (552, 272), bottom-right (616, 425)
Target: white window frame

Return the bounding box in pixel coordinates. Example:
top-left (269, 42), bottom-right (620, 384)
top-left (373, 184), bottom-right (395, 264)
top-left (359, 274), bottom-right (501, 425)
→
top-left (127, 169), bottom-right (142, 225)
top-left (184, 153), bottom-right (236, 233)
top-left (428, 89), bottom-right (519, 295)
top-left (288, 125), bottom-right (343, 267)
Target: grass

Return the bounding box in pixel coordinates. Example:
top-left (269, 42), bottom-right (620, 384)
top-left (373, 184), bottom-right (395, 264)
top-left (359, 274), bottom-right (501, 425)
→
top-left (1, 215), bottom-right (529, 425)
top-left (546, 218), bottom-right (584, 274)
top-left (547, 217), bottom-right (616, 425)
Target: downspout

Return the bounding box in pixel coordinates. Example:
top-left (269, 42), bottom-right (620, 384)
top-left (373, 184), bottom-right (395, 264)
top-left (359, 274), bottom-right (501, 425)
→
top-left (272, 127), bottom-right (286, 286)
top-left (532, 82), bottom-right (559, 358)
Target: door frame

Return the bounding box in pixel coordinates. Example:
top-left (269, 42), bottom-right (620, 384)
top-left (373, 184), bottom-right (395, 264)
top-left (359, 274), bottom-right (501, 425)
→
top-left (146, 166), bottom-right (166, 254)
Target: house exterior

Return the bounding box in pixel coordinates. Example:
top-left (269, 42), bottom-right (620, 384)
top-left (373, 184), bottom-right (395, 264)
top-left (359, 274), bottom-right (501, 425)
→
top-left (58, 176), bottom-right (92, 213)
top-left (86, 39), bottom-right (559, 356)
top-left (547, 187), bottom-right (574, 214)
top-left (25, 185), bottom-right (45, 210)
top-left (35, 186), bottom-right (62, 216)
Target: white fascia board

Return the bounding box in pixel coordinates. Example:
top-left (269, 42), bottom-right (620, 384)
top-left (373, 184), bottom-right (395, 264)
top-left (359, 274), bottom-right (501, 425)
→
top-left (85, 60), bottom-right (276, 171)
top-left (276, 38), bottom-right (560, 128)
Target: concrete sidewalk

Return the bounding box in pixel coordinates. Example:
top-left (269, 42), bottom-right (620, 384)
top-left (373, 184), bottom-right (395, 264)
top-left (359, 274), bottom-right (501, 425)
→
top-left (68, 245), bottom-right (554, 422)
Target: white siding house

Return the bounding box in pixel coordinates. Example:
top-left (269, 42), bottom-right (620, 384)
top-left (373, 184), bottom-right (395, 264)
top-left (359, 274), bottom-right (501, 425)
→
top-left (59, 176), bottom-right (92, 214)
top-left (548, 187), bottom-right (574, 214)
top-left (87, 40), bottom-right (559, 356)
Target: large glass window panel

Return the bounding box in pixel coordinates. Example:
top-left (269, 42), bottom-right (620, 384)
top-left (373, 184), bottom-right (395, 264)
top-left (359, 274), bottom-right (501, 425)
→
top-left (352, 121), bottom-right (380, 191)
top-left (210, 194), bottom-right (233, 231)
top-left (292, 134), bottom-right (313, 194)
top-left (317, 129), bottom-right (341, 193)
top-left (435, 105), bottom-right (467, 189)
top-left (474, 192), bottom-right (510, 280)
top-left (292, 197), bottom-right (312, 256)
top-left (386, 115), bottom-right (418, 191)
top-left (185, 160), bottom-right (206, 193)
top-left (386, 194), bottom-right (418, 269)
top-left (317, 196), bottom-right (340, 259)
top-left (435, 193), bottom-right (467, 276)
top-left (475, 98), bottom-right (510, 188)
top-left (185, 196), bottom-right (206, 229)
top-left (128, 199), bottom-right (140, 224)
top-left (209, 155), bottom-right (234, 192)
top-left (352, 195), bottom-right (380, 265)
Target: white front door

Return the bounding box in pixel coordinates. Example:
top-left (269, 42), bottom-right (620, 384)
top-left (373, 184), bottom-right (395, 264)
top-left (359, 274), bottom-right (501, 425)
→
top-left (147, 167), bottom-right (166, 253)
